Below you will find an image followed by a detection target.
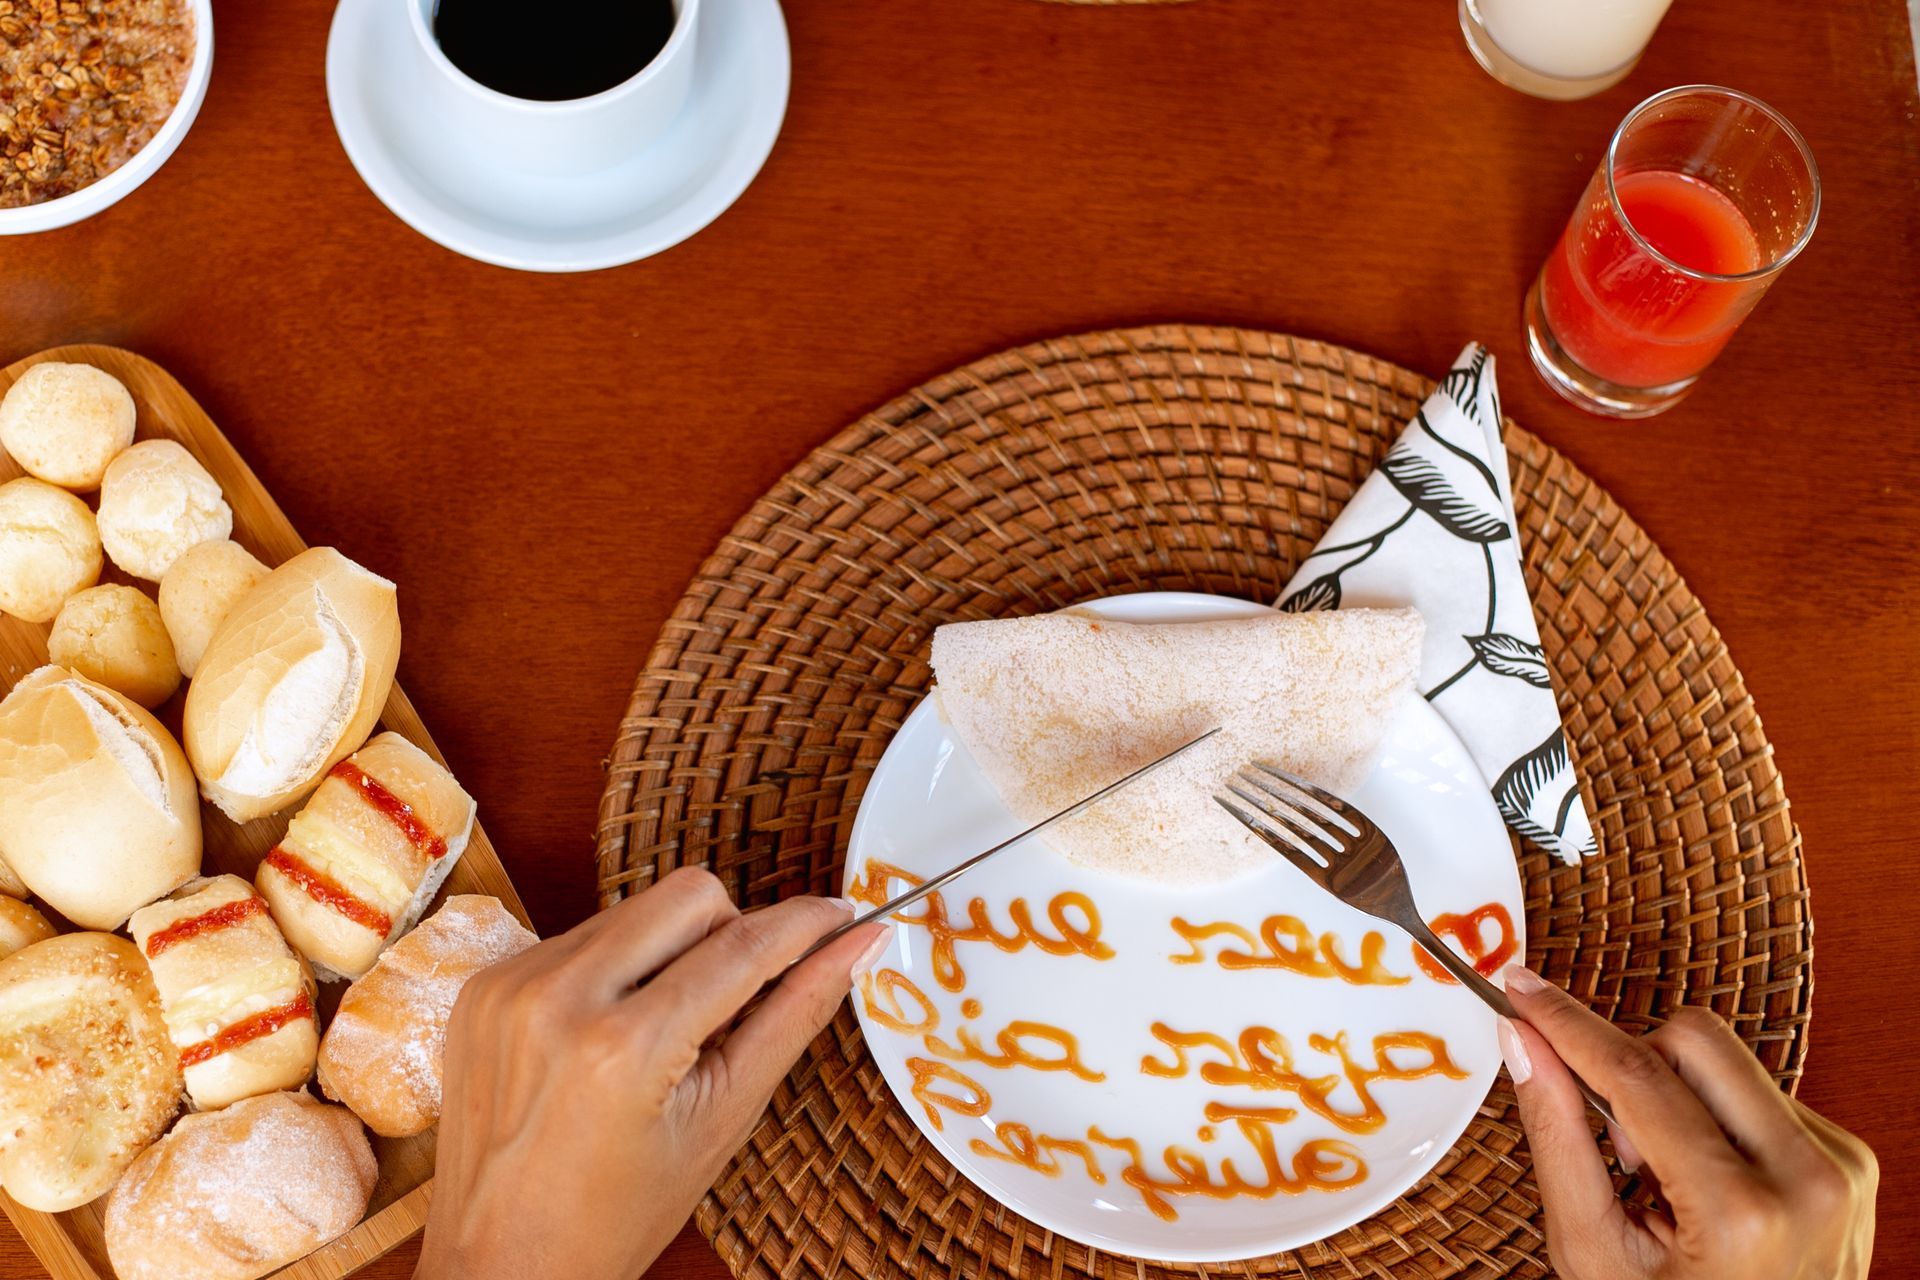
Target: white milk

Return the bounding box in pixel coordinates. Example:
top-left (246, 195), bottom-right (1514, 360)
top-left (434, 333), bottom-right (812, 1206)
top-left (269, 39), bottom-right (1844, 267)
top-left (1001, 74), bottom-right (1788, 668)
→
top-left (1473, 0), bottom-right (1675, 79)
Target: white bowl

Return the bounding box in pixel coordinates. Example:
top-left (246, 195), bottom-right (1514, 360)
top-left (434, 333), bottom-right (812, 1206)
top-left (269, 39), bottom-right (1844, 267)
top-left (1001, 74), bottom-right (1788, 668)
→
top-left (0, 0), bottom-right (215, 236)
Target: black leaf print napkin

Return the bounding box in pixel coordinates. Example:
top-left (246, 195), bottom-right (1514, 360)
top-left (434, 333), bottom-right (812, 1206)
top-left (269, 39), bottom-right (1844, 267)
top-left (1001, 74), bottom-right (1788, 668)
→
top-left (1278, 343), bottom-right (1596, 863)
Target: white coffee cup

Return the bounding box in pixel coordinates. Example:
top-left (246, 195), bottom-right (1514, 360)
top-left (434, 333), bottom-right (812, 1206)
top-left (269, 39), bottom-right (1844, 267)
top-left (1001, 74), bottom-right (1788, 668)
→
top-left (405, 0), bottom-right (700, 177)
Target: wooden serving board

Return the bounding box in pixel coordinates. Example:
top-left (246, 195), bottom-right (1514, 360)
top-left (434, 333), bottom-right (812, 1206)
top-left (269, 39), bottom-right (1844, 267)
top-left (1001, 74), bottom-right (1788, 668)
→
top-left (0, 345), bottom-right (530, 1280)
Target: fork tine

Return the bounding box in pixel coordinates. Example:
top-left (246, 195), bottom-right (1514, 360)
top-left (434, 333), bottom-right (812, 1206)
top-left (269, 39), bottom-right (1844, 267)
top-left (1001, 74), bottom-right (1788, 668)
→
top-left (1229, 773), bottom-right (1344, 851)
top-left (1222, 782), bottom-right (1334, 864)
top-left (1214, 794), bottom-right (1330, 879)
top-left (1246, 762), bottom-right (1361, 832)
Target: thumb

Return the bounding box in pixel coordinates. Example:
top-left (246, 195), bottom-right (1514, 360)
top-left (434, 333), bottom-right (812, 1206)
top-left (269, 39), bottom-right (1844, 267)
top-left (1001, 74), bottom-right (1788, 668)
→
top-left (1502, 1017), bottom-right (1647, 1278)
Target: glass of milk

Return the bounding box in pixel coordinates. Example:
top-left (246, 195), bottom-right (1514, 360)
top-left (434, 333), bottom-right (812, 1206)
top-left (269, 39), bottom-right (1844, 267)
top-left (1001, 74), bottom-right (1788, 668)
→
top-left (1459, 0), bottom-right (1676, 99)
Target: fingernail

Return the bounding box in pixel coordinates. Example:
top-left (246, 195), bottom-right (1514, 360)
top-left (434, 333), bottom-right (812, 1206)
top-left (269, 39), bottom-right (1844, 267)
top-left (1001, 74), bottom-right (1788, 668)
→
top-left (849, 925), bottom-right (893, 978)
top-left (1608, 1123), bottom-right (1643, 1174)
top-left (828, 896), bottom-right (859, 915)
top-left (1497, 1017), bottom-right (1533, 1084)
top-left (1504, 965), bottom-right (1548, 995)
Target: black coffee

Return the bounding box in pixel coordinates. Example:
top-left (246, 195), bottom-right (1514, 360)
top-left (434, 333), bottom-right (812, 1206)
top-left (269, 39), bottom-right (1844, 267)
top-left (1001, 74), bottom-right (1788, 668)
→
top-left (433, 0), bottom-right (677, 102)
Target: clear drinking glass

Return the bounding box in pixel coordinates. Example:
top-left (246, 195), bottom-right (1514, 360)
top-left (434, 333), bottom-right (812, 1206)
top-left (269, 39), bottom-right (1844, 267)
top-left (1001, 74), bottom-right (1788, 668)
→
top-left (1525, 85), bottom-right (1820, 418)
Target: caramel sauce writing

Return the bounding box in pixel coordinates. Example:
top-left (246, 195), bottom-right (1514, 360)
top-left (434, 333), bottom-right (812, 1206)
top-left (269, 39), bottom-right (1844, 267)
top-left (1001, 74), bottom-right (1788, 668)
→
top-left (1169, 916), bottom-right (1410, 986)
top-left (926, 1019), bottom-right (1106, 1082)
top-left (1414, 902), bottom-right (1517, 982)
top-left (858, 968), bottom-right (941, 1036)
top-left (1142, 1025), bottom-right (1467, 1134)
top-left (1090, 1109), bottom-right (1367, 1221)
top-left (847, 860), bottom-right (1115, 991)
top-left (862, 966), bottom-right (1107, 1081)
top-left (905, 1057), bottom-right (991, 1131)
top-left (970, 1122), bottom-right (1107, 1183)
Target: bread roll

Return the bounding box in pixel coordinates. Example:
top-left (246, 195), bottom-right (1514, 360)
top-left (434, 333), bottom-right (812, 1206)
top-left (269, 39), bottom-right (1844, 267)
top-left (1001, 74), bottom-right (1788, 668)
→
top-left (158, 538), bottom-right (269, 677)
top-left (0, 475), bottom-right (102, 622)
top-left (104, 1091), bottom-right (375, 1280)
top-left (318, 895), bottom-right (534, 1135)
top-left (96, 439), bottom-right (232, 581)
top-left (184, 547), bottom-right (401, 823)
top-left (0, 934), bottom-right (182, 1211)
top-left (47, 584), bottom-right (183, 708)
top-left (0, 361), bottom-right (136, 491)
top-left (128, 876), bottom-right (319, 1111)
top-left (0, 851), bottom-right (23, 899)
top-left (257, 732), bottom-right (474, 981)
top-left (0, 666), bottom-right (201, 929)
top-left (0, 895), bottom-right (55, 959)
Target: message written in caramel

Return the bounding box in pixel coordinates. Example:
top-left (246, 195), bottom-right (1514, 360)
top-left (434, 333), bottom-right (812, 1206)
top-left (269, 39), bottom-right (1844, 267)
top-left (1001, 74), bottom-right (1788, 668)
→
top-left (1090, 1108), bottom-right (1368, 1221)
top-left (1171, 901), bottom-right (1516, 984)
top-left (847, 860), bottom-right (1114, 991)
top-left (1141, 1025), bottom-right (1468, 1134)
top-left (861, 968), bottom-right (1106, 1081)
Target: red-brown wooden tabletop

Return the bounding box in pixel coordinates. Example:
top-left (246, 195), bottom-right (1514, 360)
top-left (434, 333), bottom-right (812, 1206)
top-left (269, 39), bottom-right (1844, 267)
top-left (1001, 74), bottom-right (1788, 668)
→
top-left (5, 0), bottom-right (1917, 1276)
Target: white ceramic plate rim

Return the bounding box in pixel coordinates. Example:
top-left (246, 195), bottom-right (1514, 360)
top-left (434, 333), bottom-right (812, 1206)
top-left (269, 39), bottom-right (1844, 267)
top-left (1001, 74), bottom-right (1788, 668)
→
top-left (0, 0), bottom-right (214, 235)
top-left (324, 0), bottom-right (789, 272)
top-left (845, 591), bottom-right (1524, 1262)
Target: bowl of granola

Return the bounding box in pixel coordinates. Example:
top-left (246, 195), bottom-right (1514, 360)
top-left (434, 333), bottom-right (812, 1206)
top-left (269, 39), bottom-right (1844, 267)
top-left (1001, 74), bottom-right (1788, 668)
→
top-left (0, 0), bottom-right (212, 233)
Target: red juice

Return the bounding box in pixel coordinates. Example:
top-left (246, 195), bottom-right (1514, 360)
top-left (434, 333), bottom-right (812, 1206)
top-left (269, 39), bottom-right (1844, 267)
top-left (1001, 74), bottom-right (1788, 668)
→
top-left (1540, 169), bottom-right (1764, 388)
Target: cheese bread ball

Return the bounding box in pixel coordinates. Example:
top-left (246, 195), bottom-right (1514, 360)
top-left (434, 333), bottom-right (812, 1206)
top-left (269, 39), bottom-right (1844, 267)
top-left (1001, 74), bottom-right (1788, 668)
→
top-left (0, 362), bottom-right (136, 491)
top-left (0, 477), bottom-right (103, 622)
top-left (48, 585), bottom-right (183, 708)
top-left (0, 896), bottom-right (55, 960)
top-left (158, 539), bottom-right (269, 677)
top-left (96, 440), bottom-right (232, 581)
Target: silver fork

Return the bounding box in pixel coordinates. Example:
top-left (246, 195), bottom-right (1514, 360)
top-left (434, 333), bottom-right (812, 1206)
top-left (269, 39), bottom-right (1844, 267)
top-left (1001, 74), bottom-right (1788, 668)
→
top-left (1215, 761), bottom-right (1619, 1129)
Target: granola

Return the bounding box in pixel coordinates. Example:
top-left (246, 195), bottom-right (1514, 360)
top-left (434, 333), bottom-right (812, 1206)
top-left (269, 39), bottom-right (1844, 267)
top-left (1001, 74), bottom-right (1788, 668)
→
top-left (0, 0), bottom-right (194, 208)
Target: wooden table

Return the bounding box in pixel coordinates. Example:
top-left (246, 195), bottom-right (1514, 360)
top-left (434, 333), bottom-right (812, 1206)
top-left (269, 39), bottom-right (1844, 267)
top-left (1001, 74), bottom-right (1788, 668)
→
top-left (4, 0), bottom-right (1916, 1275)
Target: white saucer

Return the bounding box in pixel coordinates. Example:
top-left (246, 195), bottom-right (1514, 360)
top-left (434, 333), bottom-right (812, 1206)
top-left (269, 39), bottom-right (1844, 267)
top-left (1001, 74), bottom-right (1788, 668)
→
top-left (325, 0), bottom-right (790, 272)
top-left (846, 592), bottom-right (1524, 1262)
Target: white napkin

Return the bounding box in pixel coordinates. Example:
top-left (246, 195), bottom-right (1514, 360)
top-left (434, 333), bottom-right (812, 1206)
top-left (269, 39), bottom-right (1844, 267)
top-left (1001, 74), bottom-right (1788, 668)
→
top-left (1278, 343), bottom-right (1596, 864)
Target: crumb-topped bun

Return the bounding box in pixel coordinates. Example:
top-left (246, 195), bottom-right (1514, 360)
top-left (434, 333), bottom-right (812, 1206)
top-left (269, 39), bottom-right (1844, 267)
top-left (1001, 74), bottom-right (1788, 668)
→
top-left (0, 933), bottom-right (182, 1211)
top-left (96, 439), bottom-right (233, 581)
top-left (0, 362), bottom-right (136, 491)
top-left (158, 538), bottom-right (269, 677)
top-left (128, 876), bottom-right (319, 1111)
top-left (318, 894), bottom-right (534, 1136)
top-left (184, 547), bottom-right (401, 824)
top-left (258, 732), bottom-right (475, 982)
top-left (0, 666), bottom-right (200, 929)
top-left (0, 895), bottom-right (55, 959)
top-left (104, 1091), bottom-right (376, 1280)
top-left (47, 584), bottom-right (182, 708)
top-left (0, 475), bottom-right (101, 623)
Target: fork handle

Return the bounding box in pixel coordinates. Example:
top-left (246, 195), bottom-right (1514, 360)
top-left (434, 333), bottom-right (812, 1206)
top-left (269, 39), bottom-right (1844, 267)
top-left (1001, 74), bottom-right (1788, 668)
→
top-left (1404, 921), bottom-right (1620, 1131)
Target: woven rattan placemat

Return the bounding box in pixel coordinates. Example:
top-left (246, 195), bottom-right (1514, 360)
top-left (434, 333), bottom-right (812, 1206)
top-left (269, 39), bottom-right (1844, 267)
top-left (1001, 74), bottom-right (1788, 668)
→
top-left (594, 326), bottom-right (1810, 1280)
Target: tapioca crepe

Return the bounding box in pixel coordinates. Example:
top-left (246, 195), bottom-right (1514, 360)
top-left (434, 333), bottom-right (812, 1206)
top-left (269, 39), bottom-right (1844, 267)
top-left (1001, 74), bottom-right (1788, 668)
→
top-left (929, 607), bottom-right (1425, 885)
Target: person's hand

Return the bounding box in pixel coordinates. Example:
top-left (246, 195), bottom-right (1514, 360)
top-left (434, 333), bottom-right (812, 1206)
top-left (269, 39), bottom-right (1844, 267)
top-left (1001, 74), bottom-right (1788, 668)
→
top-left (414, 867), bottom-right (888, 1280)
top-left (1499, 966), bottom-right (1877, 1280)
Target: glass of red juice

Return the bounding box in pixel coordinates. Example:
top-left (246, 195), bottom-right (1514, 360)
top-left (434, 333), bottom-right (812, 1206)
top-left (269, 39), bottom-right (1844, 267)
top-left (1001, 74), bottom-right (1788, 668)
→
top-left (1526, 85), bottom-right (1819, 418)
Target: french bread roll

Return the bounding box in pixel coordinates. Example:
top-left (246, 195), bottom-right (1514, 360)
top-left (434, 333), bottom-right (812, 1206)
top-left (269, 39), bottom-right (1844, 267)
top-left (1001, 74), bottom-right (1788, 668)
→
top-left (317, 894), bottom-right (534, 1136)
top-left (128, 876), bottom-right (319, 1111)
top-left (0, 933), bottom-right (183, 1212)
top-left (0, 895), bottom-right (55, 959)
top-left (184, 547), bottom-right (401, 823)
top-left (0, 666), bottom-right (201, 929)
top-left (257, 732), bottom-right (474, 981)
top-left (104, 1090), bottom-right (376, 1280)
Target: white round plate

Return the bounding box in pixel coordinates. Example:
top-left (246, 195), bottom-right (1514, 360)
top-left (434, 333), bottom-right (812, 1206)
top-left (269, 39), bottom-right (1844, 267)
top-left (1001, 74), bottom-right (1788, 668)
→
top-left (846, 592), bottom-right (1523, 1262)
top-left (325, 0), bottom-right (789, 272)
